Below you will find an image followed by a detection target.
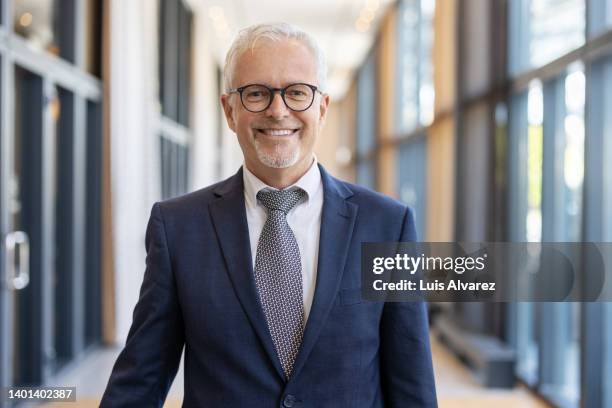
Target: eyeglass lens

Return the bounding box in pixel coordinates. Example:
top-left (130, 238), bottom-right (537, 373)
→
top-left (241, 84), bottom-right (314, 112)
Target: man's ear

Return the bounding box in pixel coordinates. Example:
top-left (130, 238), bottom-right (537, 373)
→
top-left (221, 94), bottom-right (237, 132)
top-left (318, 93), bottom-right (331, 127)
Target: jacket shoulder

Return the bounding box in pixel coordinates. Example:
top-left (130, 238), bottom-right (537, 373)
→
top-left (153, 174), bottom-right (238, 218)
top-left (336, 178), bottom-right (409, 215)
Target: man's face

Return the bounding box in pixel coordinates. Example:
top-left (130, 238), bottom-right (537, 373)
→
top-left (221, 39), bottom-right (330, 173)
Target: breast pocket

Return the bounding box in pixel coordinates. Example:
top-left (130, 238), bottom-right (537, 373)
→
top-left (336, 287), bottom-right (363, 306)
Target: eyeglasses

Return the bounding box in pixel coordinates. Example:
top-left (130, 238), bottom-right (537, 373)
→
top-left (227, 83), bottom-right (322, 113)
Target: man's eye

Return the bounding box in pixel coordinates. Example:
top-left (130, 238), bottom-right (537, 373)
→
top-left (288, 90), bottom-right (307, 97)
top-left (246, 91), bottom-right (265, 98)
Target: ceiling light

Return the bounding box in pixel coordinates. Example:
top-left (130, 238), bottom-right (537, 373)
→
top-left (19, 12), bottom-right (33, 27)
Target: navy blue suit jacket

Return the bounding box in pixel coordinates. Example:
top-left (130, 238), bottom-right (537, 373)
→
top-left (101, 165), bottom-right (437, 407)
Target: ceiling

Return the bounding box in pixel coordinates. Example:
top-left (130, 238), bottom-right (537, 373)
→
top-left (189, 0), bottom-right (395, 99)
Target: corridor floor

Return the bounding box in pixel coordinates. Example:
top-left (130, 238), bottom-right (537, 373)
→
top-left (38, 333), bottom-right (549, 408)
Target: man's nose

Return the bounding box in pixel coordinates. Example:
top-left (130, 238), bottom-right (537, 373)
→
top-left (265, 91), bottom-right (290, 119)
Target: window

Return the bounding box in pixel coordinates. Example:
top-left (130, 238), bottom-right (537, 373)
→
top-left (159, 0), bottom-right (192, 126)
top-left (84, 0), bottom-right (103, 77)
top-left (509, 0), bottom-right (585, 74)
top-left (395, 0), bottom-right (435, 133)
top-left (13, 0), bottom-right (61, 55)
top-left (507, 87), bottom-right (540, 385)
top-left (12, 0), bottom-right (102, 75)
top-left (587, 0), bottom-right (612, 37)
top-left (507, 7), bottom-right (588, 402)
top-left (160, 134), bottom-right (189, 200)
top-left (355, 51), bottom-right (377, 189)
top-left (507, 65), bottom-right (586, 408)
top-left (396, 136), bottom-right (427, 239)
top-left (158, 0), bottom-right (192, 198)
top-left (584, 53), bottom-right (612, 408)
top-left (1, 0), bottom-right (104, 389)
top-left (537, 65), bottom-right (585, 407)
top-left (526, 81), bottom-right (543, 243)
top-left (356, 51), bottom-right (377, 157)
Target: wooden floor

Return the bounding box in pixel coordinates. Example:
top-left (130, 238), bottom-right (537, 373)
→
top-left (430, 331), bottom-right (550, 408)
top-left (40, 334), bottom-right (550, 408)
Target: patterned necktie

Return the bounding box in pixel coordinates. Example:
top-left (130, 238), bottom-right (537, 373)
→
top-left (254, 187), bottom-right (306, 379)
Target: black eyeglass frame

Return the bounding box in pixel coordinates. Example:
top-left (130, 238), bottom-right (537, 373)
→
top-left (227, 83), bottom-right (323, 113)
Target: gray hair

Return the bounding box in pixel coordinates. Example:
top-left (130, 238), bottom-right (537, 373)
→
top-left (223, 22), bottom-right (327, 92)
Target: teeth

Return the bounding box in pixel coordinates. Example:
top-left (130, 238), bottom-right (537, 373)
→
top-left (260, 129), bottom-right (295, 136)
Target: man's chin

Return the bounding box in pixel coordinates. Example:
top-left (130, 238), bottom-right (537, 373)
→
top-left (256, 150), bottom-right (301, 169)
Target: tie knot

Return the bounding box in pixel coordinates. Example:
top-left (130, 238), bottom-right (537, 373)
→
top-left (257, 188), bottom-right (306, 214)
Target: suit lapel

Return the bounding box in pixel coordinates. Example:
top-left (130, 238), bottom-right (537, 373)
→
top-left (208, 168), bottom-right (286, 380)
top-left (291, 165), bottom-right (358, 380)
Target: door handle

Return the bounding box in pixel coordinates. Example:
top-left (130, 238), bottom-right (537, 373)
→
top-left (5, 231), bottom-right (30, 290)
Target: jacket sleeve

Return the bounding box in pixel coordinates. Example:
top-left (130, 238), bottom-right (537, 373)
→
top-left (100, 203), bottom-right (185, 407)
top-left (380, 206), bottom-right (438, 407)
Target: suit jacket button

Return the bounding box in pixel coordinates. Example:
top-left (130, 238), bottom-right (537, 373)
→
top-left (283, 394), bottom-right (296, 407)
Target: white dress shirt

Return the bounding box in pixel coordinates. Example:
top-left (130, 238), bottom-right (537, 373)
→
top-left (243, 158), bottom-right (323, 323)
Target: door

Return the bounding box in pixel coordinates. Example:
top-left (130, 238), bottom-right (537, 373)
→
top-left (1, 63), bottom-right (63, 407)
top-left (0, 2), bottom-right (104, 405)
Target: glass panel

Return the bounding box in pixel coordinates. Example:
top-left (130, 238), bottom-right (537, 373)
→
top-left (507, 85), bottom-right (542, 385)
top-left (13, 65), bottom-right (44, 385)
top-left (561, 303), bottom-right (580, 404)
top-left (159, 0), bottom-right (193, 125)
top-left (520, 82), bottom-right (543, 385)
top-left (180, 144), bottom-right (189, 194)
top-left (529, 0), bottom-right (585, 68)
top-left (159, 0), bottom-right (178, 121)
top-left (356, 52), bottom-right (376, 156)
top-left (540, 64), bottom-right (584, 408)
top-left (13, 0), bottom-right (61, 56)
top-left (53, 86), bottom-right (73, 371)
top-left (160, 135), bottom-right (189, 199)
top-left (160, 136), bottom-right (170, 199)
top-left (85, 100), bottom-right (102, 345)
top-left (177, 3), bottom-right (192, 127)
top-left (419, 0), bottom-right (435, 127)
top-left (356, 160), bottom-right (376, 190)
top-left (587, 0), bottom-right (612, 37)
top-left (0, 55), bottom-right (5, 394)
top-left (85, 0), bottom-right (103, 77)
top-left (171, 141), bottom-right (178, 198)
top-left (515, 302), bottom-right (538, 384)
top-left (605, 303), bottom-right (612, 407)
top-left (396, 0), bottom-right (436, 133)
top-left (561, 65), bottom-right (585, 240)
top-left (592, 54), bottom-right (612, 408)
top-left (526, 80), bottom-right (543, 242)
top-left (510, 0), bottom-right (585, 73)
top-left (396, 136), bottom-right (427, 240)
top-left (460, 103), bottom-right (491, 240)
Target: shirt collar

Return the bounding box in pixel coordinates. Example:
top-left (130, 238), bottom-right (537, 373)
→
top-left (243, 156), bottom-right (321, 207)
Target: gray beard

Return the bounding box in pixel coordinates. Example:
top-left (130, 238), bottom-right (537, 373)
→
top-left (254, 140), bottom-right (301, 169)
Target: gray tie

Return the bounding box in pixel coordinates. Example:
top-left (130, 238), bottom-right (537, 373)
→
top-left (254, 188), bottom-right (306, 379)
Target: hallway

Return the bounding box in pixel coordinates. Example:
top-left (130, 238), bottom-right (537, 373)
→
top-left (40, 334), bottom-right (548, 408)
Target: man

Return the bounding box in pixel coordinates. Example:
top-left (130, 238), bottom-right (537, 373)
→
top-left (101, 23), bottom-right (437, 407)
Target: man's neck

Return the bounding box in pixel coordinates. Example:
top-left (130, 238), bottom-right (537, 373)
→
top-left (245, 155), bottom-right (314, 190)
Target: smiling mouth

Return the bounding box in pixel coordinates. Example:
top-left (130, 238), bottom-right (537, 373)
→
top-left (255, 128), bottom-right (300, 136)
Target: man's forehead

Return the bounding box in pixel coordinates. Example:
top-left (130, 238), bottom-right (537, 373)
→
top-left (233, 38), bottom-right (318, 85)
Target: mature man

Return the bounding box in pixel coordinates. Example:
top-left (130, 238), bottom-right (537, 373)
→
top-left (101, 23), bottom-right (437, 407)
